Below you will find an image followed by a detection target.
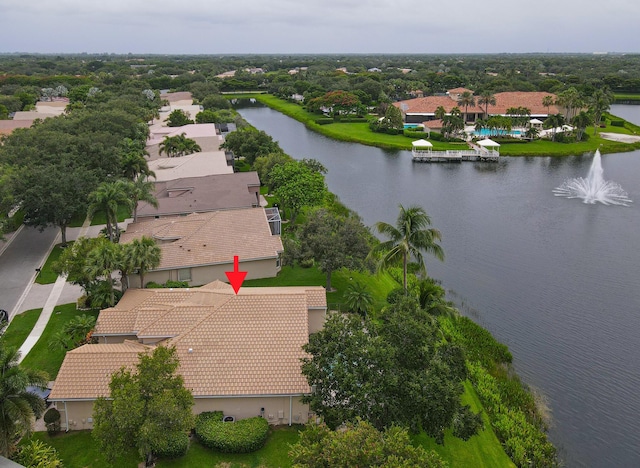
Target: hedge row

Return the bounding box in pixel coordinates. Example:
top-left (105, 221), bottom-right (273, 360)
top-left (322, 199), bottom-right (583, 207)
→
top-left (195, 412), bottom-right (269, 453)
top-left (153, 431), bottom-right (190, 459)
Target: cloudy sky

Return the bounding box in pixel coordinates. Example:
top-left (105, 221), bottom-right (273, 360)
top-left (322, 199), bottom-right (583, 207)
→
top-left (1, 0), bottom-right (639, 54)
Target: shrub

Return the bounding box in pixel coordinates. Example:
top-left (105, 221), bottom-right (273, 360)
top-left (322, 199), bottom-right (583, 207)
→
top-left (440, 316), bottom-right (512, 368)
top-left (610, 119), bottom-right (624, 127)
top-left (315, 118), bottom-right (334, 125)
top-left (195, 415), bottom-right (269, 453)
top-left (153, 431), bottom-right (189, 459)
top-left (428, 132), bottom-right (444, 141)
top-left (44, 407), bottom-right (61, 434)
top-left (299, 257), bottom-right (314, 268)
top-left (403, 129), bottom-right (427, 138)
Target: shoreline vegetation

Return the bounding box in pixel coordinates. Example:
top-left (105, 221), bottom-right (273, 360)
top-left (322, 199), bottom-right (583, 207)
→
top-left (227, 93), bottom-right (640, 157)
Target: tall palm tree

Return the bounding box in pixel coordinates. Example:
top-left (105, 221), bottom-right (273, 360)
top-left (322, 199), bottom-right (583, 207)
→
top-left (589, 88), bottom-right (613, 135)
top-left (371, 205), bottom-right (444, 292)
top-left (159, 134), bottom-right (202, 158)
top-left (129, 236), bottom-right (162, 288)
top-left (543, 114), bottom-right (566, 141)
top-left (572, 111), bottom-right (593, 141)
top-left (478, 91), bottom-right (496, 119)
top-left (87, 180), bottom-right (133, 242)
top-left (130, 176), bottom-right (158, 222)
top-left (0, 343), bottom-right (48, 458)
top-left (121, 152), bottom-right (154, 181)
top-left (542, 95), bottom-right (555, 116)
top-left (457, 91), bottom-right (476, 123)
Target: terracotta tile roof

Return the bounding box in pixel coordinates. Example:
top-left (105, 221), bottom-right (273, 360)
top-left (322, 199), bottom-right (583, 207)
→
top-left (54, 281), bottom-right (326, 399)
top-left (423, 119), bottom-right (443, 129)
top-left (120, 208), bottom-right (283, 271)
top-left (448, 87), bottom-right (473, 95)
top-left (396, 92), bottom-right (559, 117)
top-left (49, 341), bottom-right (152, 400)
top-left (160, 91), bottom-right (193, 103)
top-left (0, 120), bottom-right (32, 136)
top-left (137, 172), bottom-right (261, 218)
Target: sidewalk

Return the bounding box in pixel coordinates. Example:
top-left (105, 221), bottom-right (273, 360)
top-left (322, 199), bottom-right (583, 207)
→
top-left (16, 217), bottom-right (93, 362)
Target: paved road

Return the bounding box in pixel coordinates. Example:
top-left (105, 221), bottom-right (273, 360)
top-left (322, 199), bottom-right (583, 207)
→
top-left (0, 226), bottom-right (58, 318)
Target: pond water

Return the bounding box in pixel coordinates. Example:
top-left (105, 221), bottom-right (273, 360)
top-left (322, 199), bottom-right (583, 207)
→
top-left (238, 104), bottom-right (640, 467)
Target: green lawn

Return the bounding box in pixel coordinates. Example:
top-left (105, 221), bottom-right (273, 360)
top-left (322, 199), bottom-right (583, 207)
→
top-left (90, 205), bottom-right (132, 226)
top-left (1, 308), bottom-right (42, 350)
top-left (244, 265), bottom-right (399, 314)
top-left (614, 93), bottom-right (640, 102)
top-left (20, 303), bottom-right (99, 380)
top-left (414, 381), bottom-right (515, 467)
top-left (35, 242), bottom-right (72, 285)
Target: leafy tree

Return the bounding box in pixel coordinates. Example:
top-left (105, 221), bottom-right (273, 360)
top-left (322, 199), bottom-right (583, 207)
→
top-left (270, 161), bottom-right (327, 224)
top-left (13, 439), bottom-right (63, 468)
top-left (301, 298), bottom-right (481, 442)
top-left (371, 205), bottom-right (444, 292)
top-left (289, 420), bottom-right (447, 468)
top-left (253, 152), bottom-right (293, 189)
top-left (200, 94), bottom-right (230, 110)
top-left (53, 236), bottom-right (102, 290)
top-left (128, 236), bottom-right (162, 288)
top-left (308, 90), bottom-right (364, 116)
top-left (14, 162), bottom-right (96, 245)
top-left (0, 342), bottom-right (48, 458)
top-left (298, 208), bottom-right (371, 290)
top-left (87, 179), bottom-right (133, 242)
top-left (220, 127), bottom-right (282, 165)
top-left (166, 109), bottom-right (193, 127)
top-left (92, 346), bottom-right (194, 466)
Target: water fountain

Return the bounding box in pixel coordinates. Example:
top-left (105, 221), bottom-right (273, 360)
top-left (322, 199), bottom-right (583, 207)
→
top-left (553, 150), bottom-right (633, 205)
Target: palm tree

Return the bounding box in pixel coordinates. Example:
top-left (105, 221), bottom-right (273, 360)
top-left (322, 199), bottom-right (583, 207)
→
top-left (589, 88), bottom-right (613, 135)
top-left (0, 343), bottom-right (48, 458)
top-left (572, 111), bottom-right (593, 141)
top-left (457, 91), bottom-right (476, 123)
top-left (344, 281), bottom-right (374, 317)
top-left (87, 180), bottom-right (133, 242)
top-left (434, 106), bottom-right (447, 121)
top-left (121, 152), bottom-right (154, 181)
top-left (130, 176), bottom-right (158, 222)
top-left (525, 127), bottom-right (540, 140)
top-left (129, 236), bottom-right (162, 288)
top-left (543, 114), bottom-right (566, 141)
top-left (478, 91), bottom-right (496, 119)
top-left (542, 95), bottom-right (555, 116)
top-left (158, 134), bottom-right (202, 158)
top-left (85, 239), bottom-right (120, 306)
top-left (371, 205), bottom-right (444, 292)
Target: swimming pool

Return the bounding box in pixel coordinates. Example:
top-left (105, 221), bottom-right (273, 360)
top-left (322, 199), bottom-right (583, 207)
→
top-left (473, 128), bottom-right (522, 137)
top-left (404, 124), bottom-right (423, 129)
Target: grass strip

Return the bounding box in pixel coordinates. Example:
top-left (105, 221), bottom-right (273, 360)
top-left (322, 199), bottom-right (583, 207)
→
top-left (2, 308), bottom-right (42, 350)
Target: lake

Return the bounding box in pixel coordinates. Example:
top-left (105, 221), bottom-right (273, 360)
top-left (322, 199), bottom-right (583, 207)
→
top-left (238, 104), bottom-right (640, 467)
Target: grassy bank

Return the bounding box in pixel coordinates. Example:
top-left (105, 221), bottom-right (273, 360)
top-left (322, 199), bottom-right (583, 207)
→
top-left (614, 93), bottom-right (640, 103)
top-left (35, 242), bottom-right (72, 285)
top-left (228, 93), bottom-right (640, 157)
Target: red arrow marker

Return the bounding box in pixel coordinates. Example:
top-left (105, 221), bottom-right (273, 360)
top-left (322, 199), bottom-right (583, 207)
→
top-left (225, 256), bottom-right (247, 294)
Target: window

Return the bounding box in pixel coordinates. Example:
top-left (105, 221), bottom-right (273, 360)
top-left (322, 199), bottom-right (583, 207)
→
top-left (276, 254), bottom-right (282, 268)
top-left (178, 268), bottom-right (192, 282)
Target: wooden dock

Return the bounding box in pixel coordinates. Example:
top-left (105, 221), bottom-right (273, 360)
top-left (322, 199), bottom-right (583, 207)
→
top-left (412, 148), bottom-right (499, 163)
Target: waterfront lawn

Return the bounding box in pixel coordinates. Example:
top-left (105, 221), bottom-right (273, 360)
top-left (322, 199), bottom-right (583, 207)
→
top-left (244, 265), bottom-right (399, 314)
top-left (20, 303), bottom-right (99, 380)
top-left (1, 308), bottom-right (42, 350)
top-left (36, 242), bottom-right (72, 285)
top-left (414, 381), bottom-right (515, 468)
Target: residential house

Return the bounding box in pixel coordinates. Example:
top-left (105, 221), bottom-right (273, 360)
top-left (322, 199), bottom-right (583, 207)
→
top-left (120, 208), bottom-right (283, 287)
top-left (148, 151), bottom-right (233, 181)
top-left (136, 172), bottom-right (261, 219)
top-left (48, 280), bottom-right (327, 431)
top-left (0, 120), bottom-right (32, 136)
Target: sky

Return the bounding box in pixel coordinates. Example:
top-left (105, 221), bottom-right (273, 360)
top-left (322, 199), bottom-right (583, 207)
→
top-left (1, 0), bottom-right (639, 55)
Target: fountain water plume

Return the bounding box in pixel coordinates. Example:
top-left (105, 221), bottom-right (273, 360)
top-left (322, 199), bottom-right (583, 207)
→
top-left (553, 150), bottom-right (632, 206)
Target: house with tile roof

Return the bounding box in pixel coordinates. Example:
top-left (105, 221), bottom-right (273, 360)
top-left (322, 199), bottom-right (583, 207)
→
top-left (136, 172), bottom-right (261, 219)
top-left (395, 89), bottom-right (560, 125)
top-left (49, 280), bottom-right (327, 430)
top-left (120, 208), bottom-right (283, 288)
top-left (147, 151), bottom-right (234, 181)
